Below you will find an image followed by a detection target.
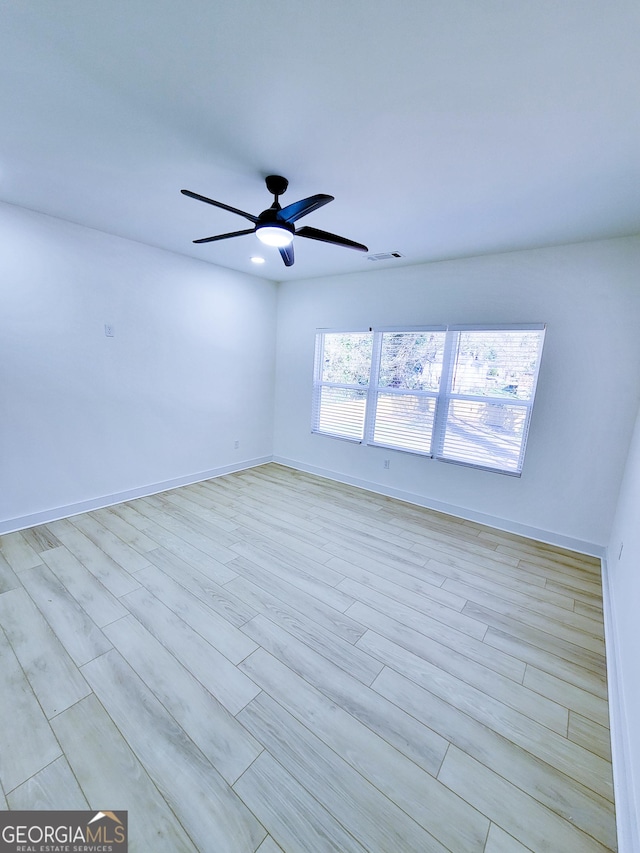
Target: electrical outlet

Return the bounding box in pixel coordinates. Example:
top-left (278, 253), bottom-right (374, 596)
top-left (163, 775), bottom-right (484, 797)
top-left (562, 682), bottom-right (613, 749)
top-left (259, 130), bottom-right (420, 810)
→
top-left (383, 459), bottom-right (390, 469)
top-left (234, 440), bottom-right (240, 449)
top-left (104, 324), bottom-right (115, 337)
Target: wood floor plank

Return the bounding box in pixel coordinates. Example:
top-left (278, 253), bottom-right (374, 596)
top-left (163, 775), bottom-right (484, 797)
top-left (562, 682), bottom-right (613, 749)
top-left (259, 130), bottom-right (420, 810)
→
top-left (134, 499), bottom-right (239, 565)
top-left (103, 614), bottom-right (263, 783)
top-left (476, 528), bottom-right (601, 567)
top-left (569, 711), bottom-right (613, 762)
top-left (122, 586), bottom-right (260, 715)
top-left (0, 531), bottom-right (42, 572)
top-left (324, 545), bottom-right (455, 602)
top-left (546, 577), bottom-right (607, 606)
top-left (256, 836), bottom-right (285, 853)
top-left (134, 564), bottom-right (258, 664)
top-left (348, 600), bottom-right (525, 683)
top-left (410, 530), bottom-right (523, 573)
top-left (382, 512), bottom-right (503, 556)
top-left (231, 538), bottom-right (349, 604)
top-left (239, 648), bottom-right (489, 852)
top-left (6, 756), bottom-right (88, 810)
top-left (46, 519), bottom-right (142, 597)
top-left (318, 517), bottom-right (440, 572)
top-left (484, 823), bottom-right (533, 852)
top-left (438, 745), bottom-right (611, 853)
top-left (228, 484), bottom-right (329, 529)
top-left (498, 544), bottom-right (602, 577)
top-left (420, 543), bottom-right (545, 588)
top-left (190, 481), bottom-right (247, 520)
top-left (229, 555), bottom-right (364, 643)
top-left (462, 593), bottom-right (606, 653)
top-left (377, 500), bottom-right (478, 536)
top-left (90, 505), bottom-right (158, 552)
top-left (108, 500), bottom-right (155, 532)
top-left (226, 575), bottom-right (383, 685)
top-left (321, 526), bottom-right (433, 574)
top-left (0, 587), bottom-right (91, 718)
top-left (479, 529), bottom-right (601, 568)
top-left (81, 650), bottom-right (266, 853)
top-left (484, 626), bottom-right (608, 699)
top-left (234, 752), bottom-right (368, 853)
top-left (238, 691), bottom-right (449, 853)
top-left (524, 665), bottom-right (610, 728)
top-left (233, 510), bottom-right (331, 559)
top-left (444, 575), bottom-right (604, 639)
top-left (145, 546), bottom-right (254, 627)
top-left (135, 517), bottom-right (239, 582)
top-left (374, 663), bottom-right (613, 803)
top-left (372, 665), bottom-right (617, 848)
top-left (0, 624), bottom-right (61, 793)
top-left (338, 576), bottom-right (488, 639)
top-left (18, 564), bottom-right (112, 666)
top-left (71, 513), bottom-right (153, 573)
top-left (357, 629), bottom-right (568, 736)
top-left (435, 555), bottom-right (577, 610)
top-left (575, 599), bottom-right (605, 620)
top-left (464, 601), bottom-right (607, 673)
top-left (41, 545), bottom-right (128, 627)
top-left (160, 490), bottom-right (241, 533)
top-left (516, 559), bottom-right (603, 594)
top-left (240, 614), bottom-right (447, 776)
top-left (52, 694), bottom-right (198, 851)
top-left (21, 524), bottom-right (62, 554)
top-left (343, 589), bottom-right (518, 676)
top-left (0, 552), bottom-right (20, 593)
top-left (324, 535), bottom-right (450, 588)
top-left (153, 497), bottom-right (242, 550)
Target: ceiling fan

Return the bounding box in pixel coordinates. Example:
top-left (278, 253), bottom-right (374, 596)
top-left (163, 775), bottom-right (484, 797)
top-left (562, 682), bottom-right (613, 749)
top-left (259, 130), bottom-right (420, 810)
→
top-left (181, 175), bottom-right (368, 267)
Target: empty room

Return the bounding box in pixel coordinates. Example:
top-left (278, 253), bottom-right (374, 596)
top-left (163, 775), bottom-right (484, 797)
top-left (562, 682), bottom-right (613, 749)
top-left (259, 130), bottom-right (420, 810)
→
top-left (1, 3), bottom-right (640, 852)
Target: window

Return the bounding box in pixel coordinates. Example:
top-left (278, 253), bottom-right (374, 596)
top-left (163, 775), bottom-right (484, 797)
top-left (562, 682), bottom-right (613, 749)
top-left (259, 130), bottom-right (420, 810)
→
top-left (312, 325), bottom-right (546, 475)
top-left (312, 332), bottom-right (372, 440)
top-left (370, 329), bottom-right (446, 454)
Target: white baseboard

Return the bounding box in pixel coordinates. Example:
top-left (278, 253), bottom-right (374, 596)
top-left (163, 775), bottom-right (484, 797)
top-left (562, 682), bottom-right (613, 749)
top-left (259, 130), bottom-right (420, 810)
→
top-left (0, 456), bottom-right (272, 535)
top-left (601, 556), bottom-right (640, 853)
top-left (272, 456), bottom-right (605, 557)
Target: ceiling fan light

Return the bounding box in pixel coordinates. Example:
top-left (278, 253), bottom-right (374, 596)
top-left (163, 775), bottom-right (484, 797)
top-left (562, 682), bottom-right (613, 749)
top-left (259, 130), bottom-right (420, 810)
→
top-left (256, 225), bottom-right (294, 247)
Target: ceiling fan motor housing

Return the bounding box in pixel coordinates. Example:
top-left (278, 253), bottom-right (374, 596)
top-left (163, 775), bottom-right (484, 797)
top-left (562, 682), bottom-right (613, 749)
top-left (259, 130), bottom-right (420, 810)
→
top-left (265, 175), bottom-right (289, 197)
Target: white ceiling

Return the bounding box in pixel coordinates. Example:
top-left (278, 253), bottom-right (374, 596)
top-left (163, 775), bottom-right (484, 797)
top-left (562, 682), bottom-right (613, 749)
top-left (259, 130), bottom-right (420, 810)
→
top-left (2, 1), bottom-right (639, 281)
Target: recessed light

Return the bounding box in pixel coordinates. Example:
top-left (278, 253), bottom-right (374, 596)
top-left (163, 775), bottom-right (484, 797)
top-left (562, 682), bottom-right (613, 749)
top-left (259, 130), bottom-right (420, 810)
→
top-left (251, 256), bottom-right (266, 264)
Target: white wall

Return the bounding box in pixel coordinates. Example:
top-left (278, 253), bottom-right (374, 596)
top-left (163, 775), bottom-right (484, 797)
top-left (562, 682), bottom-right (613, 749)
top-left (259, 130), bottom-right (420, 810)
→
top-left (0, 202), bottom-right (277, 531)
top-left (273, 236), bottom-right (640, 552)
top-left (605, 402), bottom-right (640, 852)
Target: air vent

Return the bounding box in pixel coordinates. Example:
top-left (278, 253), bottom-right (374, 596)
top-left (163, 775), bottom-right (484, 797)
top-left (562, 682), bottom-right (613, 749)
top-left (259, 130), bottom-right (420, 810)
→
top-left (367, 251), bottom-right (404, 261)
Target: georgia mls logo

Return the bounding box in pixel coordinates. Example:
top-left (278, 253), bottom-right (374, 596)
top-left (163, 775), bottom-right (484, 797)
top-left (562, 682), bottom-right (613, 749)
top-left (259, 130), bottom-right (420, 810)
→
top-left (0, 810), bottom-right (127, 853)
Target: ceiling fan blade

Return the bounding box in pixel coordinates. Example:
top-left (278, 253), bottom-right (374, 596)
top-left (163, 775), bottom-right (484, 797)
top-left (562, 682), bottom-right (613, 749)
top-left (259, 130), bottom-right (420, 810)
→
top-left (193, 228), bottom-right (255, 244)
top-left (279, 194), bottom-right (334, 223)
top-left (181, 189), bottom-right (259, 224)
top-left (279, 243), bottom-right (295, 267)
top-left (296, 225), bottom-right (368, 252)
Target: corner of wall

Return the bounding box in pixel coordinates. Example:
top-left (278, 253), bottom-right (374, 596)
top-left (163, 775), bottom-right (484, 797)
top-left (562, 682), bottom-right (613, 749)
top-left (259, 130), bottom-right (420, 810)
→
top-left (601, 554), bottom-right (640, 853)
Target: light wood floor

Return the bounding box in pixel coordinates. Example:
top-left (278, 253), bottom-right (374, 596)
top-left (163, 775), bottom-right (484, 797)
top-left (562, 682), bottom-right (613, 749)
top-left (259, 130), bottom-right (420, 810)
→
top-left (0, 463), bottom-right (616, 852)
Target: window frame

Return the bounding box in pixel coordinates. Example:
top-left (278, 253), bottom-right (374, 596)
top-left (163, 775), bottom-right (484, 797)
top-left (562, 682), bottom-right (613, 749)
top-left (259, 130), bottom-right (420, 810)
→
top-left (312, 323), bottom-right (546, 476)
